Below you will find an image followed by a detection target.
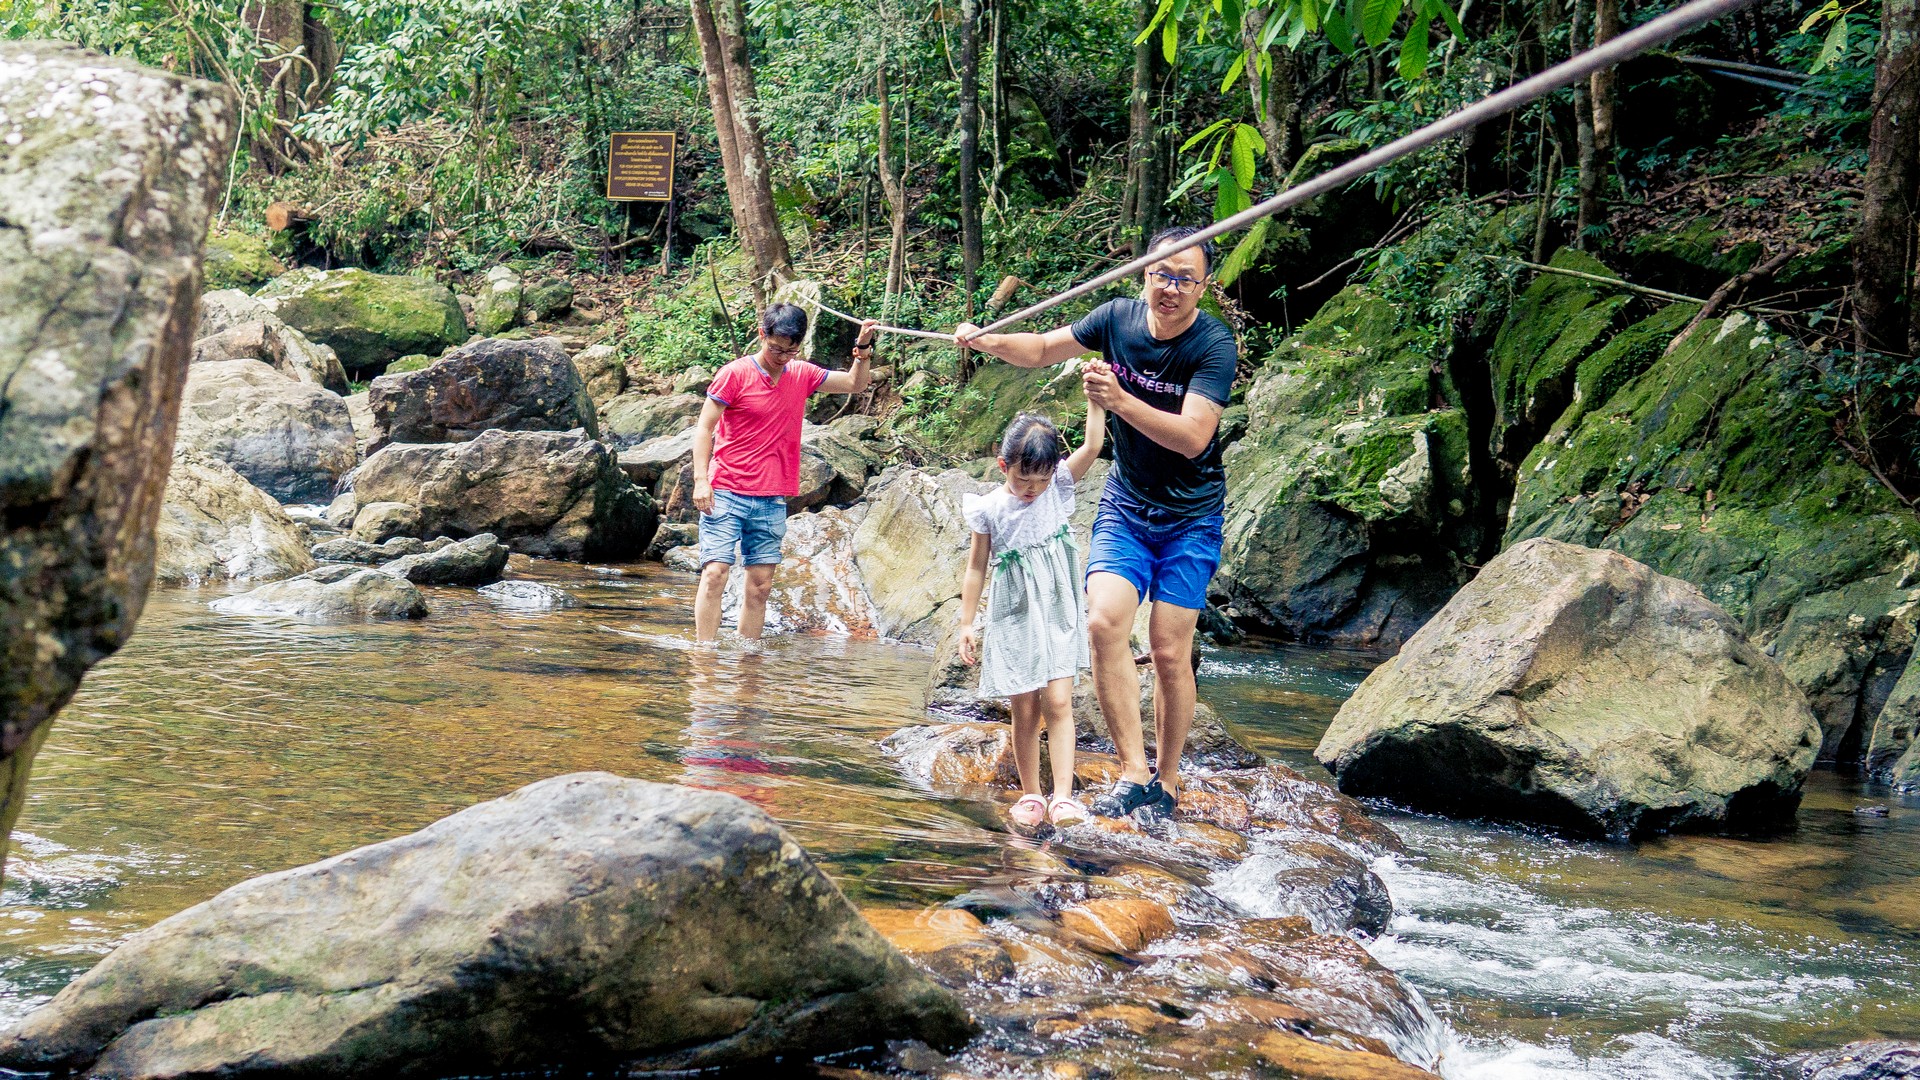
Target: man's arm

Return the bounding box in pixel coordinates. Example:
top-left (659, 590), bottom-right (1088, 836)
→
top-left (1083, 359), bottom-right (1224, 459)
top-left (954, 323), bottom-right (1087, 368)
top-left (818, 320), bottom-right (879, 394)
top-left (690, 398), bottom-right (725, 514)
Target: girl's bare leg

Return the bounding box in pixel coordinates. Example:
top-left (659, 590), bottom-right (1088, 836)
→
top-left (1008, 690), bottom-right (1044, 795)
top-left (1041, 677), bottom-right (1077, 800)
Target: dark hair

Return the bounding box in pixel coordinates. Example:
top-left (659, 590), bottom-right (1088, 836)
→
top-left (1147, 225), bottom-right (1217, 276)
top-left (761, 303), bottom-right (809, 342)
top-left (999, 412), bottom-right (1065, 476)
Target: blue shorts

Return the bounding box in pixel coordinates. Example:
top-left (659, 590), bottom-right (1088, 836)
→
top-left (1087, 493), bottom-right (1223, 611)
top-left (698, 490), bottom-right (788, 566)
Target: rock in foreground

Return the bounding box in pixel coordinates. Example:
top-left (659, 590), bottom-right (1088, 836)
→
top-left (0, 773), bottom-right (972, 1077)
top-left (1316, 537), bottom-right (1822, 839)
top-left (0, 41), bottom-right (233, 866)
top-left (210, 566), bottom-right (427, 621)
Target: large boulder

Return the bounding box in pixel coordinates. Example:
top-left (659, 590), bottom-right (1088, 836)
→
top-left (255, 267), bottom-right (468, 373)
top-left (349, 429), bottom-right (657, 560)
top-left (200, 229), bottom-right (284, 292)
top-left (153, 454), bottom-right (315, 585)
top-left (195, 289), bottom-right (348, 393)
top-left (601, 391), bottom-right (703, 447)
top-left (1315, 537), bottom-right (1822, 839)
top-left (854, 467), bottom-right (996, 645)
top-left (0, 774), bottom-right (973, 1076)
top-left (209, 566), bottom-right (428, 621)
top-left (717, 507), bottom-right (878, 636)
top-left (175, 358), bottom-right (358, 502)
top-left (792, 419), bottom-right (883, 510)
top-left (0, 41), bottom-right (233, 871)
top-left (367, 336), bottom-right (597, 453)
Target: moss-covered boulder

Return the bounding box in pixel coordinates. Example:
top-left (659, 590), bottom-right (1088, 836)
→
top-left (1506, 308), bottom-right (1920, 763)
top-left (947, 360), bottom-right (1094, 457)
top-left (1487, 249), bottom-right (1632, 469)
top-left (472, 264), bottom-right (522, 337)
top-left (257, 267), bottom-right (468, 372)
top-left (201, 228), bottom-right (284, 292)
top-left (1216, 285), bottom-right (1478, 644)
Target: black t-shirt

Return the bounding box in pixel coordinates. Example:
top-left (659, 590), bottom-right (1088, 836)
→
top-left (1070, 298), bottom-right (1238, 520)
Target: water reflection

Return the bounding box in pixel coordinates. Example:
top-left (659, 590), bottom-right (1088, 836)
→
top-left (0, 563), bottom-right (1915, 1080)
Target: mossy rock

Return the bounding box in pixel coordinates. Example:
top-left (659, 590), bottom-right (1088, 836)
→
top-left (257, 267), bottom-right (469, 373)
top-left (1216, 285), bottom-right (1475, 643)
top-left (948, 359), bottom-right (1094, 457)
top-left (1487, 248), bottom-right (1632, 464)
top-left (384, 354), bottom-right (435, 375)
top-left (202, 229), bottom-right (285, 292)
top-left (1508, 308), bottom-right (1920, 634)
top-left (1623, 216), bottom-right (1760, 292)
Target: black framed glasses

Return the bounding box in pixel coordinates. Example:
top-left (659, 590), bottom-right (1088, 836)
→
top-left (1147, 270), bottom-right (1206, 295)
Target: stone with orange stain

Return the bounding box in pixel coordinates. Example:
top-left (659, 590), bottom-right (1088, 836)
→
top-left (1058, 896), bottom-right (1177, 954)
top-left (880, 723), bottom-right (1018, 788)
top-left (1074, 752), bottom-right (1125, 788)
top-left (1177, 779), bottom-right (1256, 831)
top-left (1091, 864), bottom-right (1211, 912)
top-left (1034, 1002), bottom-right (1170, 1037)
top-left (861, 905), bottom-right (1015, 986)
top-left (1253, 1030), bottom-right (1440, 1079)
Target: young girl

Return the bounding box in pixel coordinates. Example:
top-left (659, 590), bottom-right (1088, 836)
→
top-left (958, 398), bottom-right (1107, 830)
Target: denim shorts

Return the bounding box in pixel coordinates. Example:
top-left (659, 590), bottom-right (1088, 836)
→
top-left (1087, 493), bottom-right (1224, 611)
top-left (698, 490), bottom-right (788, 566)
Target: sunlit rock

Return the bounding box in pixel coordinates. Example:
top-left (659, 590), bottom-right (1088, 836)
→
top-left (153, 453), bottom-right (315, 585)
top-left (1317, 537), bottom-right (1823, 839)
top-left (211, 566), bottom-right (427, 621)
top-left (0, 774), bottom-right (973, 1077)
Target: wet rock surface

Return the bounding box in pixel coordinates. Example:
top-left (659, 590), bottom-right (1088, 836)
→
top-left (210, 566), bottom-right (428, 621)
top-left (0, 40), bottom-right (234, 858)
top-left (175, 358), bottom-right (358, 502)
top-left (478, 580), bottom-right (578, 610)
top-left (0, 774), bottom-right (972, 1077)
top-left (367, 336), bottom-right (598, 452)
top-left (1317, 537), bottom-right (1823, 839)
top-left (153, 454), bottom-right (316, 585)
top-left (378, 533), bottom-right (508, 586)
top-left (717, 506), bottom-right (878, 635)
top-left (349, 429), bottom-right (657, 560)
top-left (875, 716), bottom-right (1443, 1078)
top-left (1795, 1040), bottom-right (1920, 1080)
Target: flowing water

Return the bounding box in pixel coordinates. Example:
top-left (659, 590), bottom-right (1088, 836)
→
top-left (2, 561), bottom-right (1916, 1078)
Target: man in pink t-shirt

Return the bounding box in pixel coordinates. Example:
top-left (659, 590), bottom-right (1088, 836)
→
top-left (690, 303), bottom-right (877, 642)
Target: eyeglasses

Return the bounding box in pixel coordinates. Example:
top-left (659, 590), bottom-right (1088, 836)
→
top-left (762, 338), bottom-right (802, 358)
top-left (1147, 270), bottom-right (1206, 295)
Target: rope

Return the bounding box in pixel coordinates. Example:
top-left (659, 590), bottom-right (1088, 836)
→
top-left (790, 0), bottom-right (1759, 343)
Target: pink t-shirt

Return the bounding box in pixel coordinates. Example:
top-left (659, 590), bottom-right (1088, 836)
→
top-left (706, 354), bottom-right (829, 497)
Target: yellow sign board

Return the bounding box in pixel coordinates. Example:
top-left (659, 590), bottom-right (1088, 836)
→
top-left (608, 131), bottom-right (676, 201)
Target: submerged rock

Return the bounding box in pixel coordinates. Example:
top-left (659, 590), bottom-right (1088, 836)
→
top-left (349, 429), bottom-right (656, 560)
top-left (0, 41), bottom-right (234, 864)
top-left (256, 266), bottom-right (468, 372)
top-left (478, 581), bottom-right (577, 610)
top-left (378, 533), bottom-right (508, 586)
top-left (310, 535), bottom-right (446, 564)
top-left (0, 774), bottom-right (973, 1077)
top-left (1316, 537), bottom-right (1822, 839)
top-left (175, 358), bottom-right (357, 502)
top-left (210, 567), bottom-right (427, 621)
top-left (153, 454), bottom-right (316, 585)
top-left (366, 336), bottom-right (597, 453)
top-left (1794, 1039), bottom-right (1920, 1079)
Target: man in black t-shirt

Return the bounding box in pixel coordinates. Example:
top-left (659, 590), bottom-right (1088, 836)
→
top-left (957, 225), bottom-right (1238, 821)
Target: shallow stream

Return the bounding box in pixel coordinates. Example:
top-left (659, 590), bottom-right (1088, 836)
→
top-left (2, 562), bottom-right (1915, 1078)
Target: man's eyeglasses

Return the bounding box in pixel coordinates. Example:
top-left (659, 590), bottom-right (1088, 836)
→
top-left (1147, 270), bottom-right (1206, 296)
top-left (762, 338), bottom-right (802, 358)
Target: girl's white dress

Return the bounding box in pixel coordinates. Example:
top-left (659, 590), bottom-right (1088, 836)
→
top-left (961, 463), bottom-right (1090, 698)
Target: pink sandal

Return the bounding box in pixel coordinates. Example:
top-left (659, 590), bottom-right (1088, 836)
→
top-left (1009, 794), bottom-right (1048, 830)
top-left (1048, 795), bottom-right (1090, 828)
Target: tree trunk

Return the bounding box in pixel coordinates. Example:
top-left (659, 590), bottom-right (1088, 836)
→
top-left (876, 55), bottom-right (910, 300)
top-left (1857, 0), bottom-right (1920, 356)
top-left (1124, 0), bottom-right (1163, 255)
top-left (1591, 0), bottom-right (1620, 163)
top-left (241, 0), bottom-right (334, 170)
top-left (986, 0), bottom-right (1011, 209)
top-left (1572, 0), bottom-right (1599, 248)
top-left (959, 0), bottom-right (982, 316)
top-left (1241, 11), bottom-right (1298, 184)
top-left (688, 0), bottom-right (749, 243)
top-left (695, 0), bottom-right (793, 302)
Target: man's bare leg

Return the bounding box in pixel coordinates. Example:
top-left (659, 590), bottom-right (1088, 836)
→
top-left (1147, 600), bottom-right (1202, 799)
top-left (738, 564), bottom-right (776, 639)
top-left (694, 562), bottom-right (731, 643)
top-left (1087, 572), bottom-right (1150, 786)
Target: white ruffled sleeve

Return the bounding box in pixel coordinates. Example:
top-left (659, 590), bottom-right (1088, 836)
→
top-left (961, 491), bottom-right (994, 537)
